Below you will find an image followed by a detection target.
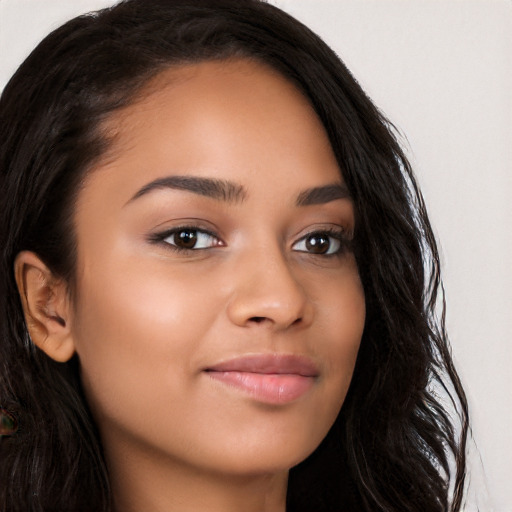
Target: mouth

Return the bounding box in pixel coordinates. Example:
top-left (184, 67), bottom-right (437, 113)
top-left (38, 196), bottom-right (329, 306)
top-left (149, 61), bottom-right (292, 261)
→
top-left (204, 354), bottom-right (319, 405)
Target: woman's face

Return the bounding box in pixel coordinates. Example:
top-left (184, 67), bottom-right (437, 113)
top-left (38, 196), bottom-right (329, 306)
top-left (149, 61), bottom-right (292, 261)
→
top-left (70, 59), bottom-right (365, 477)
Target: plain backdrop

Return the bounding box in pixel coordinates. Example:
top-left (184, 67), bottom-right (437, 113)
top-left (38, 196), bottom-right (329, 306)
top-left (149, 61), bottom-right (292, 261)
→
top-left (1, 1), bottom-right (511, 510)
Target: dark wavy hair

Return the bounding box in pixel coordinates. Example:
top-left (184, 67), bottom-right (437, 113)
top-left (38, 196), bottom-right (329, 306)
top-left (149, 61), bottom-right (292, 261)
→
top-left (0, 1), bottom-right (468, 511)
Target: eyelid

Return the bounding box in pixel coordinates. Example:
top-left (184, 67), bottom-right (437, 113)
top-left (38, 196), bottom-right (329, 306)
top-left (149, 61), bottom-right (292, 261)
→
top-left (148, 222), bottom-right (352, 256)
top-left (291, 226), bottom-right (351, 256)
top-left (148, 225), bottom-right (224, 251)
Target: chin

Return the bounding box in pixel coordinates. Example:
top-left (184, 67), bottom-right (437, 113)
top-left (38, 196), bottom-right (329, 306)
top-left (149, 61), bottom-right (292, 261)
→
top-left (198, 424), bottom-right (329, 477)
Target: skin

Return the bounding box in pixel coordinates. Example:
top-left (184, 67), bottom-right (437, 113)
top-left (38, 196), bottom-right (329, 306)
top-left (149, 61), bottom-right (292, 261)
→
top-left (17, 59), bottom-right (365, 512)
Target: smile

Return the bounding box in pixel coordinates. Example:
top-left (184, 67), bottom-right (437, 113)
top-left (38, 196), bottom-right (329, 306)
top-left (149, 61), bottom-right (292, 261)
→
top-left (204, 354), bottom-right (319, 405)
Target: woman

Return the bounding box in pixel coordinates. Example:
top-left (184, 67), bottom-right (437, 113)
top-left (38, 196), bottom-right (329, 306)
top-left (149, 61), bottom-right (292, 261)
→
top-left (0, 1), bottom-right (468, 511)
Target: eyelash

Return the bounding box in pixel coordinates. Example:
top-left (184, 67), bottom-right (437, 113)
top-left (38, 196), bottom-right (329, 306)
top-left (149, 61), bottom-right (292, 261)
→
top-left (149, 225), bottom-right (351, 257)
top-left (292, 227), bottom-right (351, 257)
top-left (148, 226), bottom-right (221, 253)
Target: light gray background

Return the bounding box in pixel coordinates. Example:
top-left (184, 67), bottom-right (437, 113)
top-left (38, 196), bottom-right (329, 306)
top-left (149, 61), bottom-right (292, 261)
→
top-left (1, 1), bottom-right (510, 510)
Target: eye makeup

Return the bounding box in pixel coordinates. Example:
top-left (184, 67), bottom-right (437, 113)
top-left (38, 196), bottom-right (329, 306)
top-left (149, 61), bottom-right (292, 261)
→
top-left (148, 222), bottom-right (352, 259)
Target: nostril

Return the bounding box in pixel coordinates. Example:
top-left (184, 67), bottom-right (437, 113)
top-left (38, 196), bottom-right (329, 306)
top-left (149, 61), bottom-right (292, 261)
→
top-left (247, 316), bottom-right (303, 326)
top-left (249, 316), bottom-right (266, 323)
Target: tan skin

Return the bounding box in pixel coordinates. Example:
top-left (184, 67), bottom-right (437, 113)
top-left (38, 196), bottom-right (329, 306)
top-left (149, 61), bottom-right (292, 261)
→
top-left (15, 59), bottom-right (365, 512)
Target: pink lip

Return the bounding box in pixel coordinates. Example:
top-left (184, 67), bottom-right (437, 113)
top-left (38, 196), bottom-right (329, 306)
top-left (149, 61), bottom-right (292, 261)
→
top-left (204, 354), bottom-right (319, 405)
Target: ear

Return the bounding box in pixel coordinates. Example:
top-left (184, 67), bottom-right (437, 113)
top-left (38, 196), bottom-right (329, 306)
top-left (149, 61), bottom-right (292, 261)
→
top-left (14, 251), bottom-right (75, 362)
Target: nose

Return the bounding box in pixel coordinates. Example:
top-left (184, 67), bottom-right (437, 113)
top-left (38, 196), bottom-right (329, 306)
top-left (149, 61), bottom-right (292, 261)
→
top-left (226, 247), bottom-right (314, 330)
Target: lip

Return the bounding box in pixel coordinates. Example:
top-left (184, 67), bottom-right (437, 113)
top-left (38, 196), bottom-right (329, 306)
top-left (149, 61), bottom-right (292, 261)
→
top-left (204, 354), bottom-right (319, 405)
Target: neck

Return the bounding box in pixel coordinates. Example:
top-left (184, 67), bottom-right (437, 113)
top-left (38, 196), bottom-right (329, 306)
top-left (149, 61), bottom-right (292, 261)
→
top-left (106, 437), bottom-right (288, 512)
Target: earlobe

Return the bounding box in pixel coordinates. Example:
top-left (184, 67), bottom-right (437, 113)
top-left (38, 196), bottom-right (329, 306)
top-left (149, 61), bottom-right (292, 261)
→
top-left (14, 251), bottom-right (75, 362)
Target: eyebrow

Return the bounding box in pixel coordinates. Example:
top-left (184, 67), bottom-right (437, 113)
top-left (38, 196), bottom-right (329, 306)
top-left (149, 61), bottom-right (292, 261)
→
top-left (126, 175), bottom-right (350, 207)
top-left (295, 183), bottom-right (350, 206)
top-left (127, 175), bottom-right (247, 205)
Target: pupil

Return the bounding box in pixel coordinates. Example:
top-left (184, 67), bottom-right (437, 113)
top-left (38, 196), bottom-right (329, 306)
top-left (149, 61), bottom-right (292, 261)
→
top-left (306, 234), bottom-right (329, 254)
top-left (176, 229), bottom-right (197, 248)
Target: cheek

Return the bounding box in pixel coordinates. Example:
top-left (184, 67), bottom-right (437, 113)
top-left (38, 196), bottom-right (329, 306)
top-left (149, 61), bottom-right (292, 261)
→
top-left (312, 262), bottom-right (365, 401)
top-left (326, 272), bottom-right (365, 364)
top-left (70, 258), bottom-right (225, 422)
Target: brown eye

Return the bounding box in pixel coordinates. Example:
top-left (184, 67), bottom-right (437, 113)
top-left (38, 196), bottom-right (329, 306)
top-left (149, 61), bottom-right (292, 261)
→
top-left (292, 231), bottom-right (342, 255)
top-left (305, 233), bottom-right (330, 254)
top-left (162, 228), bottom-right (219, 250)
top-left (174, 229), bottom-right (197, 249)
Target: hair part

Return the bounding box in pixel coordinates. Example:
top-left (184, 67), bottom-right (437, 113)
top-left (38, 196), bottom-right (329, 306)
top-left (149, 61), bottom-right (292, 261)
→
top-left (0, 1), bottom-right (468, 511)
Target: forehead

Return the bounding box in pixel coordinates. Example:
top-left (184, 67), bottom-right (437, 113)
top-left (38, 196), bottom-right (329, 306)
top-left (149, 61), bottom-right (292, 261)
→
top-left (81, 58), bottom-right (343, 208)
